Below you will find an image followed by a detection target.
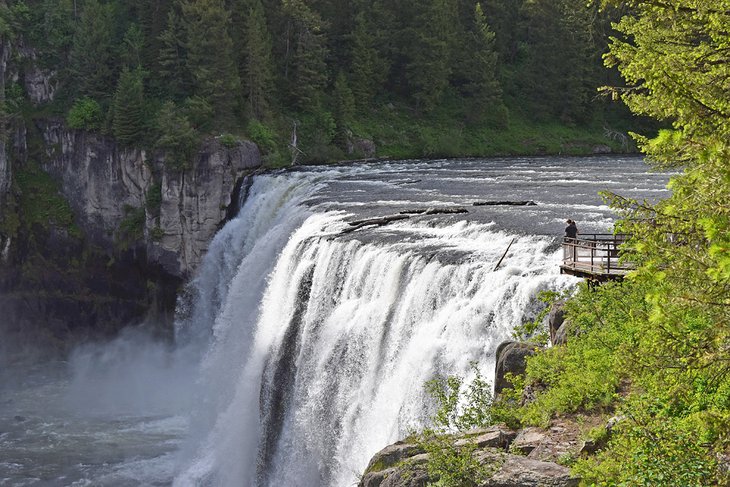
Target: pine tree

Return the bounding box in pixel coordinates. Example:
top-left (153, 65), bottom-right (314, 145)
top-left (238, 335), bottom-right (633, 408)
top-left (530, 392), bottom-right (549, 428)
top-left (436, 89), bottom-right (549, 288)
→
top-left (349, 9), bottom-right (387, 110)
top-left (458, 3), bottom-right (504, 125)
top-left (242, 0), bottom-right (274, 119)
top-left (180, 0), bottom-right (241, 125)
top-left (281, 0), bottom-right (329, 111)
top-left (404, 0), bottom-right (458, 112)
top-left (121, 23), bottom-right (144, 69)
top-left (112, 67), bottom-right (145, 146)
top-left (158, 7), bottom-right (189, 100)
top-left (332, 70), bottom-right (354, 148)
top-left (68, 0), bottom-right (116, 99)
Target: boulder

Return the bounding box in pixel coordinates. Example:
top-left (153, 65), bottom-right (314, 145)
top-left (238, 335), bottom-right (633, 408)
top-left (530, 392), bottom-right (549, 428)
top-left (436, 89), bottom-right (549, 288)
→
top-left (510, 427), bottom-right (546, 455)
top-left (362, 441), bottom-right (426, 474)
top-left (455, 425), bottom-right (517, 450)
top-left (548, 302), bottom-right (566, 345)
top-left (484, 455), bottom-right (579, 487)
top-left (553, 319), bottom-right (570, 345)
top-left (494, 341), bottom-right (541, 395)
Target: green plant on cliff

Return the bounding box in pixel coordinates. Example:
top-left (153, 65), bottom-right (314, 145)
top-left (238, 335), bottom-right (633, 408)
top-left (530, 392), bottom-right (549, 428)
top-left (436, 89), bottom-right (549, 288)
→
top-left (67, 97), bottom-right (103, 131)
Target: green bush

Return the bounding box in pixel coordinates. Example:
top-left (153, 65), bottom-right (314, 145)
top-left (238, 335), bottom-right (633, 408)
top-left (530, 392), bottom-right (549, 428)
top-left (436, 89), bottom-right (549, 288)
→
top-left (246, 119), bottom-right (278, 154)
top-left (218, 133), bottom-right (237, 148)
top-left (67, 97), bottom-right (103, 130)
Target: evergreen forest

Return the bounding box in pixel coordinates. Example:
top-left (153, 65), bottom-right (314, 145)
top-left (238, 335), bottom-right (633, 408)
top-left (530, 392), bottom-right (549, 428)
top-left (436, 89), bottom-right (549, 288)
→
top-left (1, 0), bottom-right (642, 165)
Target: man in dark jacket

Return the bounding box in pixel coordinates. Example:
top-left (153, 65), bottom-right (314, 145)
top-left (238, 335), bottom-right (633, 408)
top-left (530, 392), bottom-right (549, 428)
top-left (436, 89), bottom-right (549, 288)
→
top-left (565, 219), bottom-right (578, 240)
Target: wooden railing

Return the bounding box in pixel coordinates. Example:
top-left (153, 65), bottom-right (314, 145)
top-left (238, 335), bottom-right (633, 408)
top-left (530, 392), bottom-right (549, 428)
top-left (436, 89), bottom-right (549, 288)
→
top-left (561, 234), bottom-right (633, 278)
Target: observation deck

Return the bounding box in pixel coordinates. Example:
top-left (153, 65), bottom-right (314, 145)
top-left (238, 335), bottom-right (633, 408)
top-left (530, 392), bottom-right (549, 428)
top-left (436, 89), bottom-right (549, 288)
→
top-left (560, 234), bottom-right (632, 281)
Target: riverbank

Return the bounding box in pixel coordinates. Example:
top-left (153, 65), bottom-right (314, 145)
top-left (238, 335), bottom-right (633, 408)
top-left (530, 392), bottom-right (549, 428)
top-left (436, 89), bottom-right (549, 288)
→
top-left (255, 99), bottom-right (642, 168)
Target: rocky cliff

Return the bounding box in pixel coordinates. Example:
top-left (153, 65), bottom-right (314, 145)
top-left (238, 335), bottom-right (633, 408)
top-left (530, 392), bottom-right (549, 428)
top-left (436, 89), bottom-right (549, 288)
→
top-left (0, 43), bottom-right (262, 362)
top-left (39, 121), bottom-right (261, 278)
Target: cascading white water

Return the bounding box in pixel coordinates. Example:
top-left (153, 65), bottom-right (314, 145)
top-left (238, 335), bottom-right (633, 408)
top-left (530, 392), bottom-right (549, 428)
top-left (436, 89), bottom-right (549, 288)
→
top-left (174, 166), bottom-right (584, 487)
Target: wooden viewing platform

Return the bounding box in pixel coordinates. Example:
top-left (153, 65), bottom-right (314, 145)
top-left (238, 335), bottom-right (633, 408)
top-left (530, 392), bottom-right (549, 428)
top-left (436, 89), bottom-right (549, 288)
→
top-left (560, 234), bottom-right (632, 280)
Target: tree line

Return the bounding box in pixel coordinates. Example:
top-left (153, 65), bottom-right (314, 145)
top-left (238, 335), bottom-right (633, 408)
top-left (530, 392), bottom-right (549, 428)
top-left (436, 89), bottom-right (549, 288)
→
top-left (3, 0), bottom-right (631, 164)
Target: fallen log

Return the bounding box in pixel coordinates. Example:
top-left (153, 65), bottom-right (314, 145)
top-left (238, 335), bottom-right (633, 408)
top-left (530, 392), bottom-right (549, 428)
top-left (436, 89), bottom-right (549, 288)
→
top-left (473, 200), bottom-right (537, 206)
top-left (399, 207), bottom-right (469, 215)
top-left (342, 214), bottom-right (411, 234)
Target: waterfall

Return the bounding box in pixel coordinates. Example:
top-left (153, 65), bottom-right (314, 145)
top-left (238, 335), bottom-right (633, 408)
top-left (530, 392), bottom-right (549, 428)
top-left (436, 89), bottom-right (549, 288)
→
top-left (173, 167), bottom-right (578, 487)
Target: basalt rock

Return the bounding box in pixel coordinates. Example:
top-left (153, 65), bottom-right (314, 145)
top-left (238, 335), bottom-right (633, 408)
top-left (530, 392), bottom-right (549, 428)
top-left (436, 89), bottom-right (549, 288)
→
top-left (359, 424), bottom-right (580, 487)
top-left (548, 301), bottom-right (566, 345)
top-left (1, 113), bottom-right (261, 360)
top-left (494, 341), bottom-right (541, 395)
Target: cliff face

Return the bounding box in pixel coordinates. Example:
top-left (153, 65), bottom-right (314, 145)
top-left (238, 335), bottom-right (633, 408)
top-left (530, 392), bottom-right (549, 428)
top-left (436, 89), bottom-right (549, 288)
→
top-left (39, 122), bottom-right (261, 278)
top-left (151, 138), bottom-right (261, 277)
top-left (0, 44), bottom-right (262, 362)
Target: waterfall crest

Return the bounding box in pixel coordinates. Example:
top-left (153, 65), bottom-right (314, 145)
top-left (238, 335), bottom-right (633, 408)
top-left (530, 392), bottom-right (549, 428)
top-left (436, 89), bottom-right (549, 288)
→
top-left (174, 168), bottom-right (578, 487)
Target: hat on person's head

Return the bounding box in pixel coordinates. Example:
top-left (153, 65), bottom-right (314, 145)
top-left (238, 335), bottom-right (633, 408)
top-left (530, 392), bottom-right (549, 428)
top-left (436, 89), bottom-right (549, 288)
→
top-left (566, 219), bottom-right (573, 224)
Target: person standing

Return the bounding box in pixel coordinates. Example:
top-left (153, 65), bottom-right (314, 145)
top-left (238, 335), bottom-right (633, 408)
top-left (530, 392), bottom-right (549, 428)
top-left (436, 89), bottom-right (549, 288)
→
top-left (565, 219), bottom-right (578, 240)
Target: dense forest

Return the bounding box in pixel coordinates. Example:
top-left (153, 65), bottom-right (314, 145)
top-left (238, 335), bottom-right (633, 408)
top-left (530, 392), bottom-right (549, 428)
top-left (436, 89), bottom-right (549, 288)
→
top-left (1, 0), bottom-right (639, 165)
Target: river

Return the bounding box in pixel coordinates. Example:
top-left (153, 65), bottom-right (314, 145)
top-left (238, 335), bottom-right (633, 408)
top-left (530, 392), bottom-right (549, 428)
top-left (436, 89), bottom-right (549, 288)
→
top-left (0, 156), bottom-right (669, 486)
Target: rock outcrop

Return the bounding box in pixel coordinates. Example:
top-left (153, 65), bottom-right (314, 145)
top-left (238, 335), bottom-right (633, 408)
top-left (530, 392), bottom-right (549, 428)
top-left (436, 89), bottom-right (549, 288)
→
top-left (548, 301), bottom-right (566, 345)
top-left (494, 341), bottom-right (541, 395)
top-left (359, 424), bottom-right (581, 487)
top-left (150, 137), bottom-right (261, 277)
top-left (39, 121), bottom-right (261, 277)
top-left (1, 113), bottom-right (261, 361)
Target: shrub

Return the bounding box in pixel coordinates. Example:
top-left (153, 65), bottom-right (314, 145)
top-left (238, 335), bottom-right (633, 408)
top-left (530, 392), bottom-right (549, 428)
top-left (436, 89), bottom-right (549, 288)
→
top-left (246, 119), bottom-right (278, 154)
top-left (67, 97), bottom-right (103, 130)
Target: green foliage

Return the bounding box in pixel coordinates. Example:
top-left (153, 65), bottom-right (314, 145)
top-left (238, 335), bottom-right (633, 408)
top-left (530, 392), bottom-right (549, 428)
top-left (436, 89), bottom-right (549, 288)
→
top-left (218, 133), bottom-right (237, 148)
top-left (67, 97), bottom-right (103, 130)
top-left (182, 96), bottom-right (213, 132)
top-left (155, 101), bottom-right (199, 170)
top-left (298, 109), bottom-right (338, 163)
top-left (121, 23), bottom-right (144, 69)
top-left (246, 119), bottom-right (278, 154)
top-left (419, 363), bottom-right (499, 487)
top-left (425, 363), bottom-right (494, 433)
top-left (574, 400), bottom-right (723, 486)
top-left (16, 0), bottom-right (634, 160)
top-left (145, 183), bottom-right (162, 215)
top-left (420, 432), bottom-right (499, 487)
top-left (181, 0), bottom-right (241, 126)
top-left (235, 0), bottom-right (274, 119)
top-left (281, 0), bottom-right (329, 110)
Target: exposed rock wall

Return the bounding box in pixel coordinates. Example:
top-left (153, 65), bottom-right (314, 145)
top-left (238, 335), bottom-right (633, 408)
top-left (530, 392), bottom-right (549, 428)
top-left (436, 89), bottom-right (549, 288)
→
top-left (40, 120), bottom-right (153, 244)
top-left (150, 138), bottom-right (261, 277)
top-left (39, 121), bottom-right (262, 278)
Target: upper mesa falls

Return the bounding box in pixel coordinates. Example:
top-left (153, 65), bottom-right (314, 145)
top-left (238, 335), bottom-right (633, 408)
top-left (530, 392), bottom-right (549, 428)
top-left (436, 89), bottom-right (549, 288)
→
top-left (0, 157), bottom-right (669, 486)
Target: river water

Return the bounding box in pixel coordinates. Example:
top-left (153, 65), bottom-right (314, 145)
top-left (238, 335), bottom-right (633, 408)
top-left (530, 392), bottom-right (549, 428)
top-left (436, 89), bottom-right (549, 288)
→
top-left (0, 156), bottom-right (669, 486)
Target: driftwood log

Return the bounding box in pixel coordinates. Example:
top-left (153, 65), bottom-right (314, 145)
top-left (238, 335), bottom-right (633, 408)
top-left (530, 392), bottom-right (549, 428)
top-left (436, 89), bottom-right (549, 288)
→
top-left (472, 200), bottom-right (537, 206)
top-left (399, 207), bottom-right (469, 215)
top-left (341, 214), bottom-right (411, 234)
top-left (339, 207), bottom-right (469, 235)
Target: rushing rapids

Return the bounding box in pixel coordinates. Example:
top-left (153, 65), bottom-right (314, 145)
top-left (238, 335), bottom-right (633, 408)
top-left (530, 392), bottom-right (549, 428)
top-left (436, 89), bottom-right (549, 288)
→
top-left (0, 157), bottom-right (670, 486)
